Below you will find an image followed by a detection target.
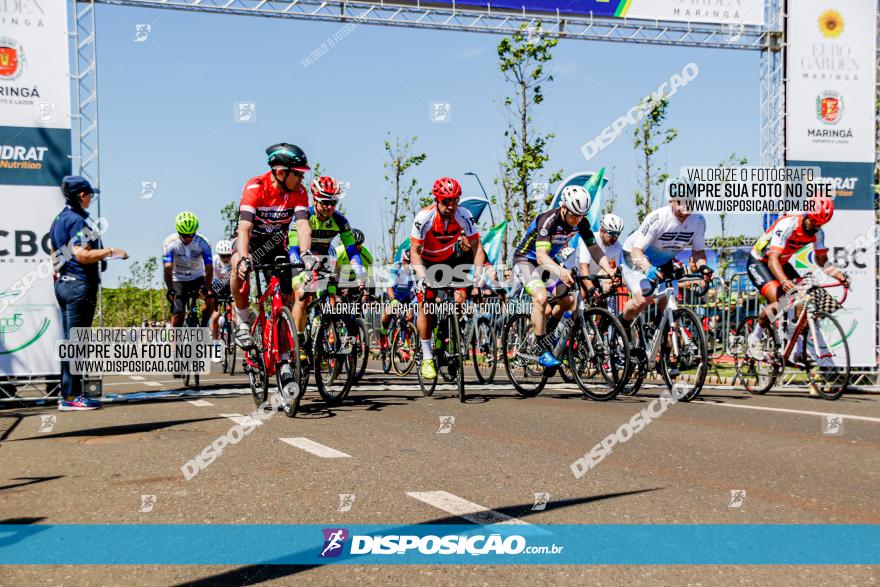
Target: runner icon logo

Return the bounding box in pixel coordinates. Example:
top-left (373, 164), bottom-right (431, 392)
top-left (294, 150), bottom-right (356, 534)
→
top-left (728, 490), bottom-right (746, 508)
top-left (822, 415), bottom-right (844, 436)
top-left (320, 528), bottom-right (349, 558)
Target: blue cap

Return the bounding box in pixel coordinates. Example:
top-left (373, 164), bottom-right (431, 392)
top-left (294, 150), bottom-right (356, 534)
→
top-left (61, 175), bottom-right (99, 197)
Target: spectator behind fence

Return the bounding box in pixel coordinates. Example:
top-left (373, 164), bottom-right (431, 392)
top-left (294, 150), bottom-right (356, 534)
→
top-left (50, 176), bottom-right (128, 411)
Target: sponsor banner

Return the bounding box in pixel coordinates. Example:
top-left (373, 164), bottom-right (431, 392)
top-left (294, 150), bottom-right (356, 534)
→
top-left (0, 125), bottom-right (71, 186)
top-left (0, 0), bottom-right (71, 129)
top-left (384, 0), bottom-right (764, 25)
top-left (0, 524), bottom-right (876, 564)
top-left (798, 210), bottom-right (877, 368)
top-left (787, 160), bottom-right (874, 211)
top-left (786, 0), bottom-right (877, 162)
top-left (0, 185), bottom-right (64, 377)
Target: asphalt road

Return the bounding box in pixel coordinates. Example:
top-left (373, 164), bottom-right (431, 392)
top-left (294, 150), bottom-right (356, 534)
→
top-left (1, 363), bottom-right (878, 585)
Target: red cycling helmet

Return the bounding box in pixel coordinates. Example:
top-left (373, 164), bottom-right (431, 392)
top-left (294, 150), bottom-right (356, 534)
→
top-left (311, 176), bottom-right (342, 202)
top-left (805, 196), bottom-right (834, 226)
top-left (432, 177), bottom-right (462, 201)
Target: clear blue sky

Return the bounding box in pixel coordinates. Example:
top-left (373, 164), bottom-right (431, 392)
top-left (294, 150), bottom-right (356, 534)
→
top-left (92, 5), bottom-right (760, 286)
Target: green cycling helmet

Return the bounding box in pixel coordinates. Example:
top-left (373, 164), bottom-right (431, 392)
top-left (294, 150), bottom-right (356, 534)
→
top-left (175, 211), bottom-right (200, 235)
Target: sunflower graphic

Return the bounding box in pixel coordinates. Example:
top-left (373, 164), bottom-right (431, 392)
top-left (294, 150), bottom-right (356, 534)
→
top-left (818, 9), bottom-right (844, 38)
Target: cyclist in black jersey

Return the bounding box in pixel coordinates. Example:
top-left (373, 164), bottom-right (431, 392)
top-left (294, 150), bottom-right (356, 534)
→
top-left (512, 185), bottom-right (615, 367)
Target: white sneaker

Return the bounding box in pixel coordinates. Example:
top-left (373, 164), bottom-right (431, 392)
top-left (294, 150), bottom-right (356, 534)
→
top-left (746, 334), bottom-right (764, 360)
top-left (234, 323), bottom-right (255, 350)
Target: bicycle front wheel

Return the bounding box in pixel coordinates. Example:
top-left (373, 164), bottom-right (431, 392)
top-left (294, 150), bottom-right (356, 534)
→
top-left (803, 310), bottom-right (850, 400)
top-left (275, 306), bottom-right (303, 417)
top-left (391, 322), bottom-right (417, 376)
top-left (570, 308), bottom-right (630, 401)
top-left (732, 315), bottom-right (779, 395)
top-left (472, 316), bottom-right (498, 384)
top-left (314, 315), bottom-right (357, 404)
top-left (659, 307), bottom-right (708, 402)
top-left (447, 313), bottom-right (465, 402)
top-left (501, 313), bottom-right (547, 397)
top-left (354, 318), bottom-right (369, 383)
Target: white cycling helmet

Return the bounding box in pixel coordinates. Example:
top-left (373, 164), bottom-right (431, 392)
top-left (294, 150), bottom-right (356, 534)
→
top-left (560, 185), bottom-right (591, 216)
top-left (215, 239), bottom-right (234, 256)
top-left (600, 213), bottom-right (624, 234)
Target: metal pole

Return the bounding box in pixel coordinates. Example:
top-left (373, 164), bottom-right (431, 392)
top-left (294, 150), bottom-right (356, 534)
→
top-left (464, 172), bottom-right (496, 224)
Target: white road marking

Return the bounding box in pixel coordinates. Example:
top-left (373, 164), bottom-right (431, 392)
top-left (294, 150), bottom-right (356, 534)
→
top-left (187, 399), bottom-right (213, 407)
top-left (699, 401), bottom-right (880, 423)
top-left (220, 413), bottom-right (263, 426)
top-left (144, 382), bottom-right (162, 387)
top-left (129, 375), bottom-right (145, 381)
top-left (279, 437), bottom-right (351, 458)
top-left (407, 491), bottom-right (529, 525)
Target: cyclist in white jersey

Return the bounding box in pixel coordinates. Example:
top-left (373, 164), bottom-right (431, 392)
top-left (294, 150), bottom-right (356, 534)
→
top-left (619, 199), bottom-right (713, 329)
top-left (209, 239), bottom-right (234, 339)
top-left (163, 212), bottom-right (215, 328)
top-left (563, 213), bottom-right (624, 294)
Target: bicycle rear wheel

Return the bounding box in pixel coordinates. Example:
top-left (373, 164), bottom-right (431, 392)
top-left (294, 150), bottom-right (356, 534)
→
top-left (570, 308), bottom-right (630, 401)
top-left (472, 316), bottom-right (498, 384)
top-left (314, 315), bottom-right (357, 404)
top-left (659, 307), bottom-right (708, 402)
top-left (802, 310), bottom-right (849, 400)
top-left (731, 315), bottom-right (779, 395)
top-left (501, 313), bottom-right (547, 397)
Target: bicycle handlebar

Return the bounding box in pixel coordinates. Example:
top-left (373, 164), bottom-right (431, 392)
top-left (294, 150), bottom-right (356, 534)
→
top-left (655, 272), bottom-right (712, 298)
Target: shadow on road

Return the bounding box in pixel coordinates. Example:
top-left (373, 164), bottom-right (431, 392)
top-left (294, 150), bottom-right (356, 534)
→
top-left (172, 487), bottom-right (662, 586)
top-left (295, 394), bottom-right (418, 419)
top-left (0, 476), bottom-right (64, 492)
top-left (9, 417), bottom-right (226, 442)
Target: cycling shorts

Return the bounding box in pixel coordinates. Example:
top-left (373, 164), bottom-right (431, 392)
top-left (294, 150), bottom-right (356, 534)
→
top-left (620, 255), bottom-right (679, 298)
top-left (746, 256), bottom-right (799, 298)
top-left (250, 233), bottom-right (294, 296)
top-left (512, 257), bottom-right (568, 296)
top-left (171, 278), bottom-right (203, 315)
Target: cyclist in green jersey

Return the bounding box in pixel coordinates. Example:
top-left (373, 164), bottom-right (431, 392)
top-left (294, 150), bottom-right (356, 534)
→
top-left (334, 229), bottom-right (373, 287)
top-left (289, 176), bottom-right (365, 342)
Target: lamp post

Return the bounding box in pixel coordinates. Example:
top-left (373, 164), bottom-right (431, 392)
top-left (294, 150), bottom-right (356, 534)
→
top-left (464, 171), bottom-right (496, 224)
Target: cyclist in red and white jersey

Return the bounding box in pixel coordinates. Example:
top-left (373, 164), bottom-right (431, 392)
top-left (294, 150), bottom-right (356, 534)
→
top-left (745, 196), bottom-right (847, 359)
top-left (410, 177), bottom-right (485, 380)
top-left (231, 143), bottom-right (313, 350)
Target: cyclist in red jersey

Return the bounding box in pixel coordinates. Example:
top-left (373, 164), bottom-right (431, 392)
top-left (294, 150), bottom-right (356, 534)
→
top-left (745, 196), bottom-right (847, 359)
top-left (410, 177), bottom-right (486, 380)
top-left (231, 143), bottom-right (313, 350)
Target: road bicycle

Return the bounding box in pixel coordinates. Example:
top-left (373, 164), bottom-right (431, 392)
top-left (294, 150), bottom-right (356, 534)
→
top-left (622, 271), bottom-right (710, 401)
top-left (241, 256), bottom-right (304, 417)
top-left (181, 293), bottom-right (203, 389)
top-left (461, 289), bottom-right (502, 385)
top-left (416, 287), bottom-right (467, 402)
top-left (388, 302), bottom-right (418, 376)
top-left (731, 278), bottom-right (850, 400)
top-left (301, 267), bottom-right (359, 405)
top-left (502, 269), bottom-right (630, 400)
top-left (216, 295), bottom-right (236, 375)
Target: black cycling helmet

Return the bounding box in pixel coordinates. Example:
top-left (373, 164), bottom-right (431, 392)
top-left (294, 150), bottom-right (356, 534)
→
top-left (265, 143), bottom-right (310, 171)
top-left (351, 228), bottom-right (365, 246)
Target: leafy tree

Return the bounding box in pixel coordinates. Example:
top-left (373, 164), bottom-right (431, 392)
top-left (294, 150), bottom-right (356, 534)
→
top-left (633, 96), bottom-right (677, 223)
top-left (498, 24), bottom-right (562, 244)
top-left (383, 133), bottom-right (427, 261)
top-left (220, 200), bottom-right (238, 239)
top-left (714, 153), bottom-right (749, 277)
top-left (601, 165), bottom-right (618, 216)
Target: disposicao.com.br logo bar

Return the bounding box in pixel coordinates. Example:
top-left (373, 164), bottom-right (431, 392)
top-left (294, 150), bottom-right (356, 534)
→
top-left (0, 525), bottom-right (876, 565)
top-left (320, 527), bottom-right (563, 559)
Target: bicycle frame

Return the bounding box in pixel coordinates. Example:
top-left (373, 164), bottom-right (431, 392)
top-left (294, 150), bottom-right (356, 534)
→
top-left (249, 267), bottom-right (293, 378)
top-left (777, 281), bottom-right (848, 367)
